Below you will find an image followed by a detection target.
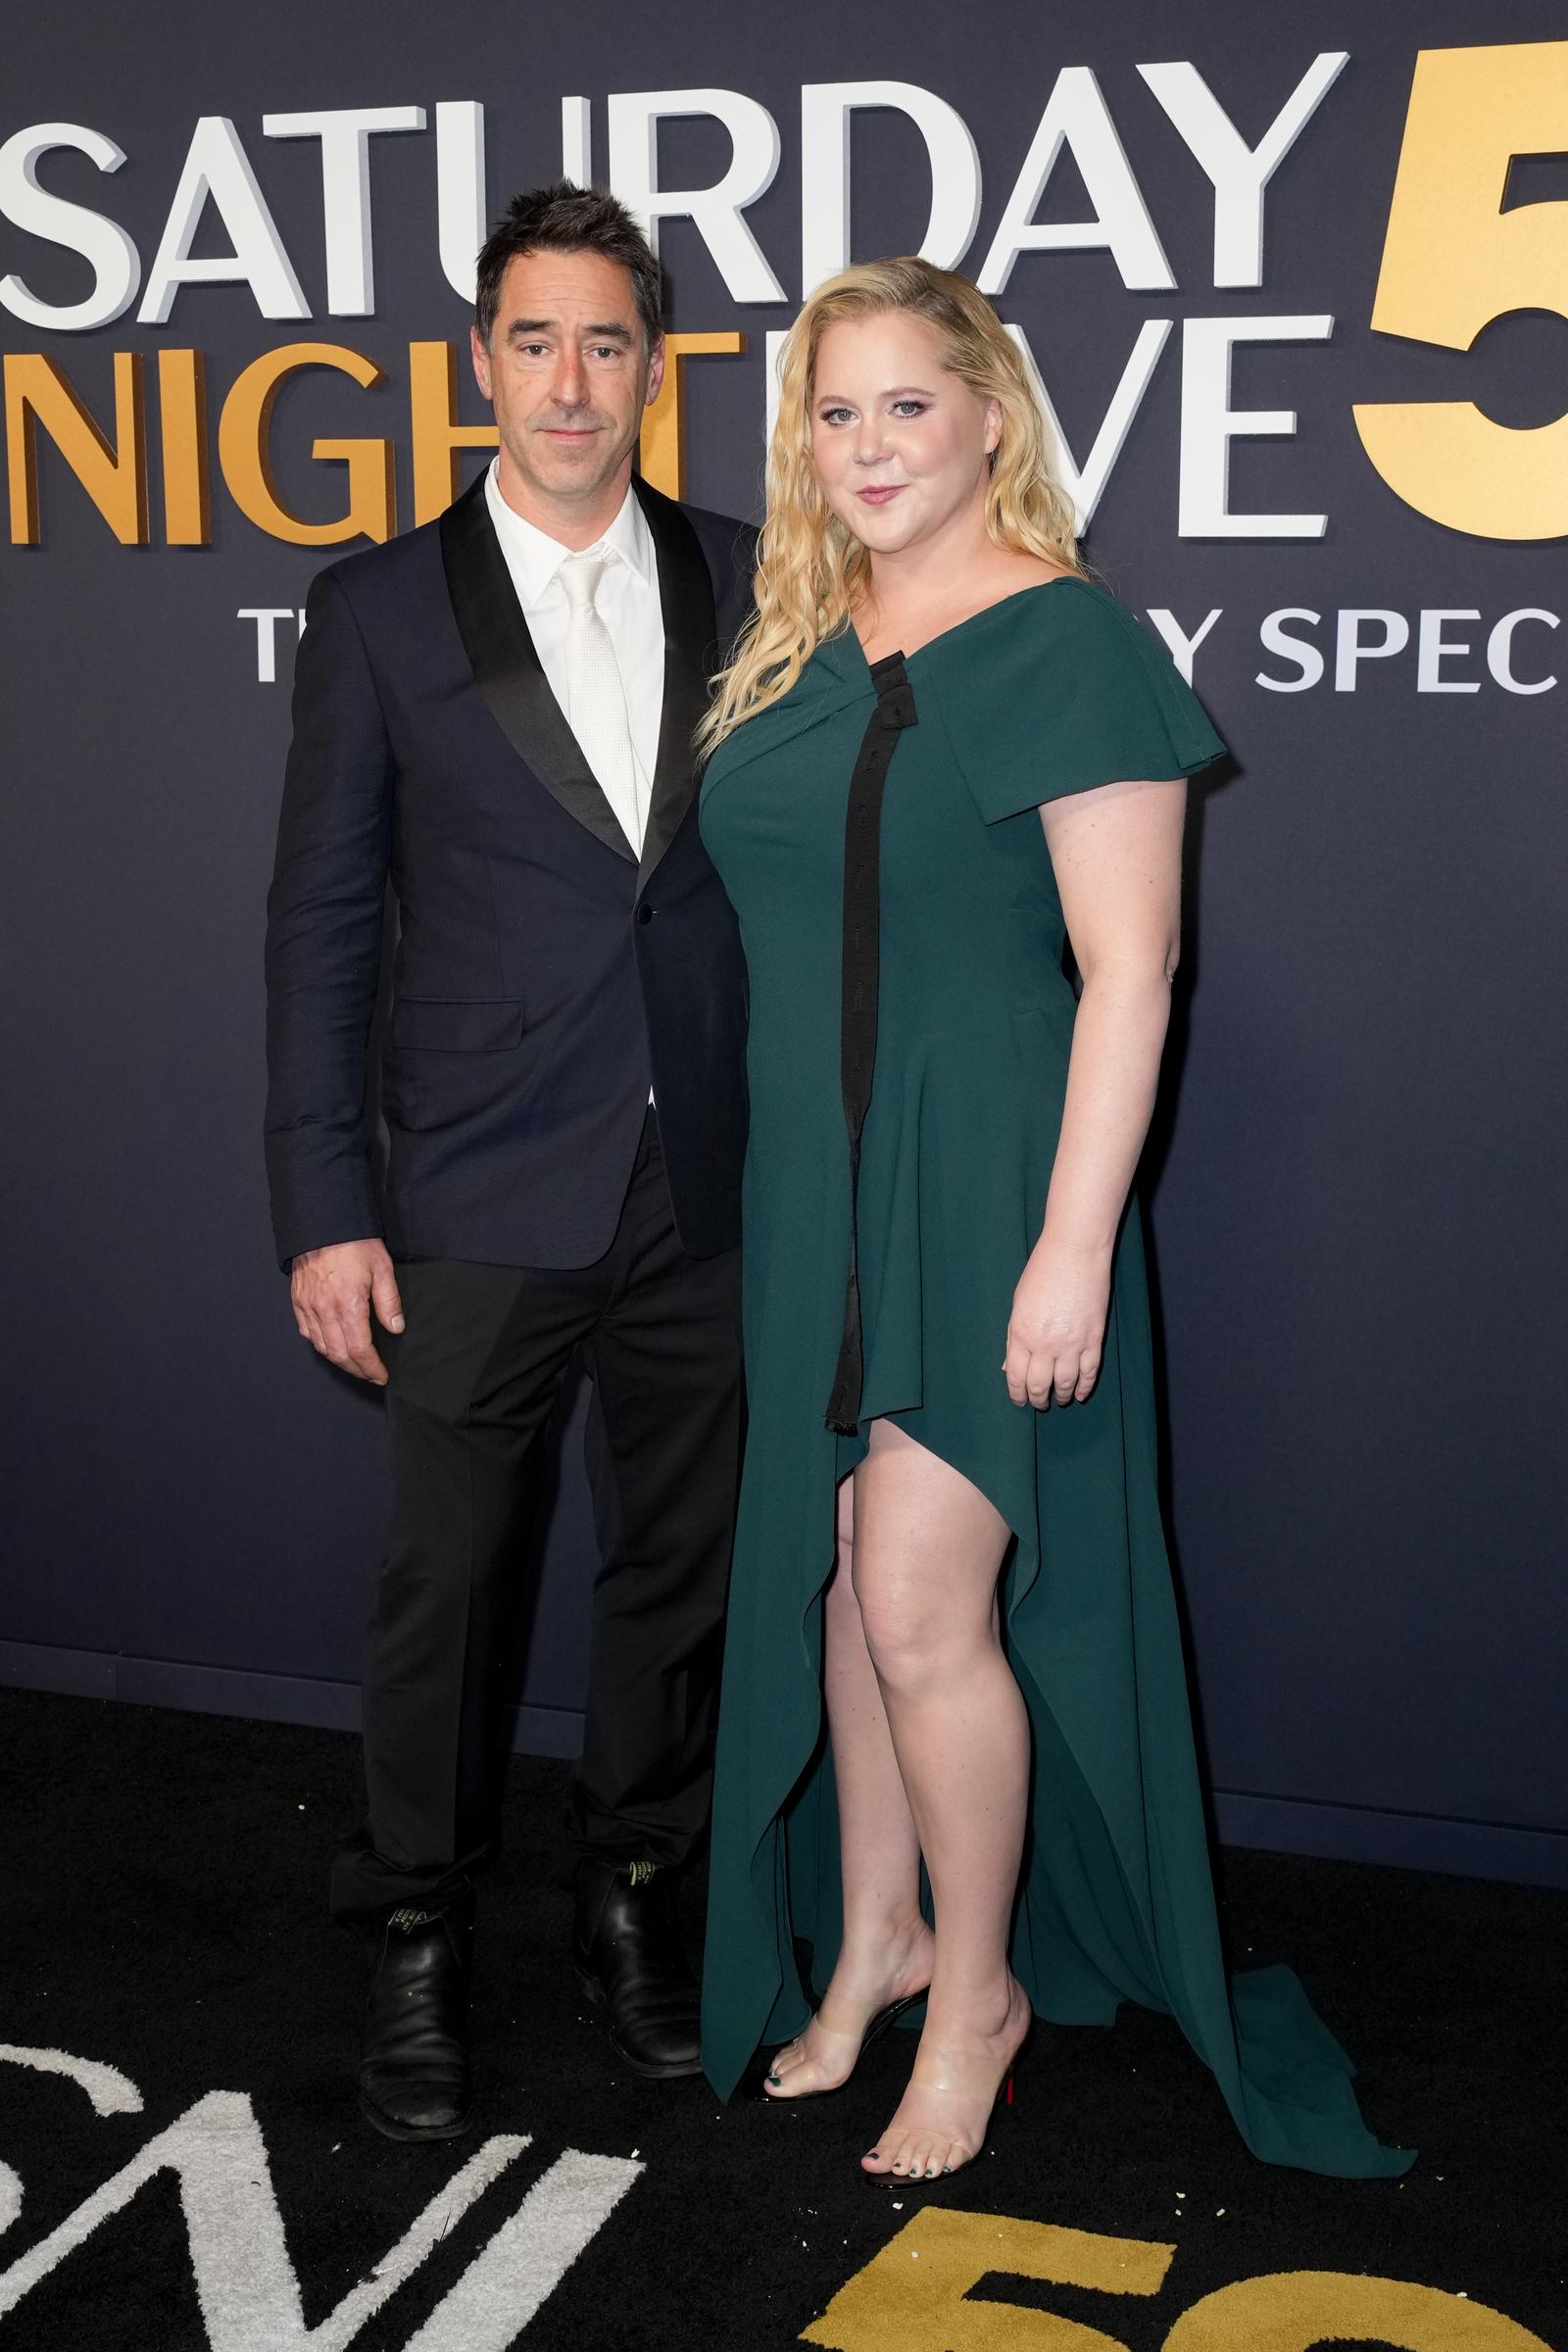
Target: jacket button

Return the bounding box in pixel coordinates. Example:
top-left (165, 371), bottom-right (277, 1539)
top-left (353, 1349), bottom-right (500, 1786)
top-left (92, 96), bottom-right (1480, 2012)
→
top-left (637, 905), bottom-right (654, 925)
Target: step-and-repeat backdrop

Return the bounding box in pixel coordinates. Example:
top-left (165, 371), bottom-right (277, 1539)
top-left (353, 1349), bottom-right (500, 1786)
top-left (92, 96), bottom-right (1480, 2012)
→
top-left (4, 2), bottom-right (1564, 1884)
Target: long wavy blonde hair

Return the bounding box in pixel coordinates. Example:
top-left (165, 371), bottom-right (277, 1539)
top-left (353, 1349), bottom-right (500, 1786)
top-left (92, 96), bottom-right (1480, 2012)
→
top-left (696, 256), bottom-right (1088, 759)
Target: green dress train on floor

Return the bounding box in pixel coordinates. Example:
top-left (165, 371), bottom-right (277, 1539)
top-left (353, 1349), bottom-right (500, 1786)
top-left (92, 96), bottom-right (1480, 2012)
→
top-left (695, 576), bottom-right (1412, 2179)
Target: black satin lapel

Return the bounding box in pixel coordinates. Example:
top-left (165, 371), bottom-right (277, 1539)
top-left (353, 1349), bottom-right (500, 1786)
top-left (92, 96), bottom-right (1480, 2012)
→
top-left (634, 475), bottom-right (718, 890)
top-left (439, 475), bottom-right (637, 865)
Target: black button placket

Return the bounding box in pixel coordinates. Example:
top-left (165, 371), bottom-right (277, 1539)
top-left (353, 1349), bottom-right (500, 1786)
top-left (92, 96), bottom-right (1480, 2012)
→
top-left (824, 651), bottom-right (918, 1435)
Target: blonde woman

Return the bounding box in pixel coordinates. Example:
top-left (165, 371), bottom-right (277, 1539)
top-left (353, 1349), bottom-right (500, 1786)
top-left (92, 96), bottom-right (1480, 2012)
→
top-left (695, 259), bottom-right (1408, 2183)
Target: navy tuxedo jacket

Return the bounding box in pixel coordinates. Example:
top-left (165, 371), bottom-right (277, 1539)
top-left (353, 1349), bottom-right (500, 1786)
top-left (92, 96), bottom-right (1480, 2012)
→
top-left (264, 470), bottom-right (757, 1271)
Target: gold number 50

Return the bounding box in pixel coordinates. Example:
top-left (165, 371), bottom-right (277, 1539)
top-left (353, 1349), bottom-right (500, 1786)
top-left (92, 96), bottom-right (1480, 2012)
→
top-left (1352, 40), bottom-right (1568, 540)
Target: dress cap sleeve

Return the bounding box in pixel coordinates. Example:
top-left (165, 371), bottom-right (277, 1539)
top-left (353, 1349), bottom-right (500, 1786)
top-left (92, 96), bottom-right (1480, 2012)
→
top-left (920, 579), bottom-right (1227, 825)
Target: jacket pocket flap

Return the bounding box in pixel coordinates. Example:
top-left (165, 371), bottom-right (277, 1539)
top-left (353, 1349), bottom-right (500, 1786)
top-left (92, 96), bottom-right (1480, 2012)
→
top-left (390, 998), bottom-right (526, 1052)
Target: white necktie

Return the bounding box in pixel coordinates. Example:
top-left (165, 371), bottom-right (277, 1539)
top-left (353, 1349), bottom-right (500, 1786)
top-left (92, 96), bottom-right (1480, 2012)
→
top-left (559, 549), bottom-right (645, 857)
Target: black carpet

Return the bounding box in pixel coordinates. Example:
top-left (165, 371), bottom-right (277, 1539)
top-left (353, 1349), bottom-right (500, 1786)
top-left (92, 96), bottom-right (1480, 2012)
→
top-left (0, 1689), bottom-right (1563, 2350)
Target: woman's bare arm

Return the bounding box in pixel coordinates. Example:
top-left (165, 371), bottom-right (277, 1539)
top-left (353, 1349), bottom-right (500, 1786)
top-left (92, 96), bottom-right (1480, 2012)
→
top-left (1002, 773), bottom-right (1188, 1409)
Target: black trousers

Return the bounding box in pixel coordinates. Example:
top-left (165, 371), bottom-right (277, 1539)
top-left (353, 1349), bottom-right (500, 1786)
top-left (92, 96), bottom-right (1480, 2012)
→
top-left (330, 1109), bottom-right (743, 1923)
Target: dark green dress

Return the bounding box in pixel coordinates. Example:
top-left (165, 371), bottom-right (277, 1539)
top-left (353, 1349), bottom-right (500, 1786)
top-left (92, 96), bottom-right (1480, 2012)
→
top-left (696, 578), bottom-right (1411, 2179)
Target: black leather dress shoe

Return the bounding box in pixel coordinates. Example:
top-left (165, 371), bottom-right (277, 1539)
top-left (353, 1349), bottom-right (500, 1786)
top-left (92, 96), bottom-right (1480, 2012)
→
top-left (572, 1858), bottom-right (703, 2079)
top-left (358, 1895), bottom-right (474, 2140)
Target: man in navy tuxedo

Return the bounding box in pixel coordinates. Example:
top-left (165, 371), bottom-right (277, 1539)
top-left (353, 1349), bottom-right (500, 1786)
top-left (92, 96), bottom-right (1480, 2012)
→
top-left (264, 182), bottom-right (754, 2139)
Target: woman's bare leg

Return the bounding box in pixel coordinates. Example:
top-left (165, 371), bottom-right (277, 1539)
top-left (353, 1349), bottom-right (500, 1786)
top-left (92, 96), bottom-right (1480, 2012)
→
top-left (853, 1418), bottom-right (1033, 2177)
top-left (763, 1473), bottom-right (936, 2097)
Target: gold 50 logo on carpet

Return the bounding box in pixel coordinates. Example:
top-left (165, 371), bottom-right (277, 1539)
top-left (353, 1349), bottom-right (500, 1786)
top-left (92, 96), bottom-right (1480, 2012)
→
top-left (805, 2209), bottom-right (1545, 2351)
top-left (3, 41), bottom-right (1566, 546)
top-left (0, 2045), bottom-right (1549, 2351)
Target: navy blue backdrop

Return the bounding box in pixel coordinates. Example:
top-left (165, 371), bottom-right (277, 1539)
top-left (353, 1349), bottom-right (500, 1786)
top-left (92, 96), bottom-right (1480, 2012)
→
top-left (3, 2), bottom-right (1564, 1886)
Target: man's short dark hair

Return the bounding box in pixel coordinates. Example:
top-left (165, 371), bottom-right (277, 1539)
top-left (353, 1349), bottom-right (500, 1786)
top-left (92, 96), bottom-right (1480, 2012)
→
top-left (474, 180), bottom-right (663, 352)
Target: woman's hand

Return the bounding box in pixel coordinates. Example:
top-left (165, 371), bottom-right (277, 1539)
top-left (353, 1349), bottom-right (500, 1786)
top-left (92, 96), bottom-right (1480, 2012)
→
top-left (1003, 1236), bottom-right (1110, 1409)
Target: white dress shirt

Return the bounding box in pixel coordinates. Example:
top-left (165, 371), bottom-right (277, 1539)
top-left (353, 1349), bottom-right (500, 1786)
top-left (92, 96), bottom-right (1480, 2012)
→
top-left (483, 458), bottom-right (664, 857)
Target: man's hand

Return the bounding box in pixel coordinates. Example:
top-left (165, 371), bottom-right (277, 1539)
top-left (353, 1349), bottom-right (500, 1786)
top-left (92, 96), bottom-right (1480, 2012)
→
top-left (290, 1239), bottom-right (405, 1386)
